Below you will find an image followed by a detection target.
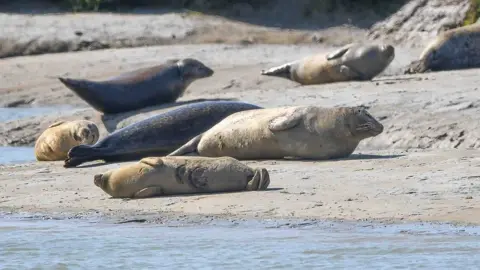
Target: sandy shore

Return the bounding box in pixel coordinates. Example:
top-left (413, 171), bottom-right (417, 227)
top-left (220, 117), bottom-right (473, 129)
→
top-left (1, 149), bottom-right (479, 226)
top-left (1, 42), bottom-right (480, 226)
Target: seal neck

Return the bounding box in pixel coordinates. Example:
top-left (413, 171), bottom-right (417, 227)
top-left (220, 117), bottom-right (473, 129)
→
top-left (176, 62), bottom-right (185, 82)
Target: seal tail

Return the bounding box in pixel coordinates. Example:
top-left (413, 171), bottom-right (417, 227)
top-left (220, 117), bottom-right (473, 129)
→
top-left (260, 63), bottom-right (292, 79)
top-left (58, 77), bottom-right (110, 113)
top-left (63, 145), bottom-right (105, 168)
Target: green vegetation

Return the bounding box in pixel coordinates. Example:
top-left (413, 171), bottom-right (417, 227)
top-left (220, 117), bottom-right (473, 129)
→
top-left (67, 0), bottom-right (102, 12)
top-left (463, 0), bottom-right (480, 26)
top-left (45, 0), bottom-right (407, 14)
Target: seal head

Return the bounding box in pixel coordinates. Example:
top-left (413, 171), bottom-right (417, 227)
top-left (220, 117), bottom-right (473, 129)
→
top-left (74, 122), bottom-right (99, 144)
top-left (347, 106), bottom-right (384, 139)
top-left (177, 58), bottom-right (214, 85)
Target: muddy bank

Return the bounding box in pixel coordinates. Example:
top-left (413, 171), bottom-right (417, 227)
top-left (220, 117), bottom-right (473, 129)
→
top-left (0, 0), bottom-right (475, 58)
top-left (0, 149), bottom-right (479, 225)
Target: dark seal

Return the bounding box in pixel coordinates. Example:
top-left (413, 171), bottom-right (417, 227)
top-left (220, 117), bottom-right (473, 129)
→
top-left (63, 100), bottom-right (262, 168)
top-left (58, 58), bottom-right (214, 114)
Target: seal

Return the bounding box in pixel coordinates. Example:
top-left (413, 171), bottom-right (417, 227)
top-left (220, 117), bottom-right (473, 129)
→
top-left (58, 58), bottom-right (214, 114)
top-left (34, 120), bottom-right (99, 161)
top-left (93, 156), bottom-right (270, 199)
top-left (261, 43), bottom-right (395, 85)
top-left (168, 105), bottom-right (384, 160)
top-left (63, 100), bottom-right (262, 168)
top-left (404, 23), bottom-right (480, 74)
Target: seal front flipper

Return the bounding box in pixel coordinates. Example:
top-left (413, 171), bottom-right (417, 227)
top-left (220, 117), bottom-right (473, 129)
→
top-left (326, 43), bottom-right (353, 60)
top-left (339, 65), bottom-right (367, 80)
top-left (268, 110), bottom-right (304, 131)
top-left (167, 134), bottom-right (203, 156)
top-left (246, 168), bottom-right (270, 191)
top-left (132, 186), bottom-right (164, 199)
top-left (64, 145), bottom-right (107, 168)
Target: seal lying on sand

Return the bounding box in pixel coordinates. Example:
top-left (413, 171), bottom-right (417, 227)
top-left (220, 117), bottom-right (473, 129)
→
top-left (63, 101), bottom-right (262, 168)
top-left (94, 156), bottom-right (270, 199)
top-left (261, 43), bottom-right (395, 85)
top-left (168, 106), bottom-right (384, 160)
top-left (35, 120), bottom-right (99, 161)
top-left (58, 58), bottom-right (214, 114)
top-left (404, 24), bottom-right (480, 74)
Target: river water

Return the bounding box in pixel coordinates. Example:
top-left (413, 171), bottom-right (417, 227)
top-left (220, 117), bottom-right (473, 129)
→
top-left (1, 108), bottom-right (480, 269)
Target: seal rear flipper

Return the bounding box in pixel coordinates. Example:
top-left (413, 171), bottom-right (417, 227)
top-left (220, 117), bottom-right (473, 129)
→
top-left (58, 77), bottom-right (112, 113)
top-left (246, 168), bottom-right (270, 191)
top-left (63, 145), bottom-right (106, 168)
top-left (167, 134), bottom-right (203, 156)
top-left (339, 65), bottom-right (368, 81)
top-left (260, 63), bottom-right (292, 79)
top-left (133, 186), bottom-right (164, 199)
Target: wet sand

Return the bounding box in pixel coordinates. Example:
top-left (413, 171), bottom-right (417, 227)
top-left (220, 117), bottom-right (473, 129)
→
top-left (1, 42), bottom-right (480, 226)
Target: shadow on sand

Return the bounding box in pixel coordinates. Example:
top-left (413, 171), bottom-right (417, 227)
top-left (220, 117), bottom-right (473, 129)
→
top-left (113, 187), bottom-right (285, 202)
top-left (71, 153), bottom-right (405, 169)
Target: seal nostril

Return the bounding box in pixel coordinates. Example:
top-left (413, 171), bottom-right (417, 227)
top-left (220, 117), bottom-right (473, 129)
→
top-left (94, 174), bottom-right (103, 187)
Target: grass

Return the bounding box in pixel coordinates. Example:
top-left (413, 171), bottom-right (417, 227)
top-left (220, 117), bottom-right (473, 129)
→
top-left (463, 0), bottom-right (480, 26)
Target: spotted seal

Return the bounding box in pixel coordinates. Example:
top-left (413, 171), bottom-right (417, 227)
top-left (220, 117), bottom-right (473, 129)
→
top-left (261, 43), bottom-right (395, 85)
top-left (404, 23), bottom-right (480, 74)
top-left (168, 106), bottom-right (384, 160)
top-left (63, 100), bottom-right (262, 168)
top-left (93, 156), bottom-right (270, 199)
top-left (58, 58), bottom-right (214, 114)
top-left (34, 120), bottom-right (99, 161)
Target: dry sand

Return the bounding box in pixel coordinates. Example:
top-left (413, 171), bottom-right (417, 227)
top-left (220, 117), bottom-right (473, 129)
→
top-left (1, 42), bottom-right (480, 226)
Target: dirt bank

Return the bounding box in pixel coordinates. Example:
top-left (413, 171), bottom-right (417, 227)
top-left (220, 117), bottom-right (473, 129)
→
top-left (0, 0), bottom-right (474, 58)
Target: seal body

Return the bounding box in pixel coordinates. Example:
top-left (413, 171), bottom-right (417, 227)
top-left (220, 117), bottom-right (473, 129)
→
top-left (63, 100), bottom-right (262, 168)
top-left (93, 156), bottom-right (270, 199)
top-left (168, 106), bottom-right (384, 160)
top-left (34, 120), bottom-right (99, 161)
top-left (261, 43), bottom-right (395, 85)
top-left (58, 58), bottom-right (214, 114)
top-left (404, 24), bottom-right (480, 74)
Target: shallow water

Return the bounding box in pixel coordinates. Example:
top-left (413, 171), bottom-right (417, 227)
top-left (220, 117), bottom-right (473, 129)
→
top-left (0, 106), bottom-right (75, 122)
top-left (1, 217), bottom-right (480, 269)
top-left (0, 147), bottom-right (35, 164)
top-left (1, 109), bottom-right (480, 269)
top-left (0, 106), bottom-right (77, 164)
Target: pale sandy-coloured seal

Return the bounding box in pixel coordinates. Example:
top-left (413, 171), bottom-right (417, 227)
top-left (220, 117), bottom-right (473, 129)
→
top-left (58, 58), bottom-right (214, 114)
top-left (93, 156), bottom-right (270, 199)
top-left (168, 106), bottom-right (384, 160)
top-left (63, 100), bottom-right (262, 168)
top-left (34, 120), bottom-right (99, 161)
top-left (261, 43), bottom-right (395, 85)
top-left (404, 23), bottom-right (480, 74)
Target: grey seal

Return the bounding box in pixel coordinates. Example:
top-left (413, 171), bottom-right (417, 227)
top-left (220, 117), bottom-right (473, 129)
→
top-left (404, 23), bottom-right (480, 74)
top-left (63, 100), bottom-right (262, 168)
top-left (34, 120), bottom-right (99, 161)
top-left (58, 58), bottom-right (214, 114)
top-left (94, 156), bottom-right (270, 199)
top-left (261, 43), bottom-right (395, 85)
top-left (168, 105), bottom-right (384, 160)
